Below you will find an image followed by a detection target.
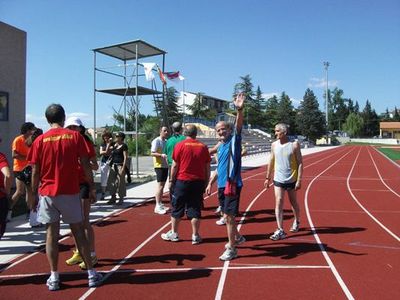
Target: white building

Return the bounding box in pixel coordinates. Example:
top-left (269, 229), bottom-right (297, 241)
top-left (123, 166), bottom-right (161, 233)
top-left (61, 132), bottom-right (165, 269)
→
top-left (178, 91), bottom-right (229, 115)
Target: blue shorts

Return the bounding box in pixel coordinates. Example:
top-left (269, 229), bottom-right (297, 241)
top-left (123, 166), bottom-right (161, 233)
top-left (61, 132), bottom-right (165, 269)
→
top-left (171, 180), bottom-right (204, 219)
top-left (218, 187), bottom-right (242, 217)
top-left (273, 180), bottom-right (296, 190)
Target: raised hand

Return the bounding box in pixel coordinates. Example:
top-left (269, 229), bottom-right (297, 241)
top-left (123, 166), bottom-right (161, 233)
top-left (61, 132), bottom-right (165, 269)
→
top-left (233, 92), bottom-right (245, 110)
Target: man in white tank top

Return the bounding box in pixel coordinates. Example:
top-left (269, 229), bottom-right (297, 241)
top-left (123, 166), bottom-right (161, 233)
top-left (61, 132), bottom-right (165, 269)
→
top-left (264, 123), bottom-right (303, 240)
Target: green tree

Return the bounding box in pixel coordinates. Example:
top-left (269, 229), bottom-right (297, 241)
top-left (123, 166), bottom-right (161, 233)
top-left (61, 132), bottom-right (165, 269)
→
top-left (296, 89), bottom-right (326, 142)
top-left (343, 113), bottom-right (364, 137)
top-left (330, 88), bottom-right (349, 131)
top-left (276, 92), bottom-right (296, 134)
top-left (264, 95), bottom-right (280, 135)
top-left (164, 86), bottom-right (182, 124)
top-left (186, 92), bottom-right (217, 120)
top-left (250, 85), bottom-right (265, 128)
top-left (393, 107), bottom-right (400, 121)
top-left (361, 100), bottom-right (379, 137)
top-left (233, 74), bottom-right (255, 127)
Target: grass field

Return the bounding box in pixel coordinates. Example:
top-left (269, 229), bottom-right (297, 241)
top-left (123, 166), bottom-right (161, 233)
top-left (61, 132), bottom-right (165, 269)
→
top-left (377, 146), bottom-right (400, 161)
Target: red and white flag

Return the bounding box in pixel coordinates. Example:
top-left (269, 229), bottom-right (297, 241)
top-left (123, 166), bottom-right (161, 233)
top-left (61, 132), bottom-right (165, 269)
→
top-left (165, 71), bottom-right (185, 82)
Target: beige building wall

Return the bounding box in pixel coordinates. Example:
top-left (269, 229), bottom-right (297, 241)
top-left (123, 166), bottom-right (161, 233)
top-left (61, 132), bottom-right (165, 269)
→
top-left (0, 22), bottom-right (26, 164)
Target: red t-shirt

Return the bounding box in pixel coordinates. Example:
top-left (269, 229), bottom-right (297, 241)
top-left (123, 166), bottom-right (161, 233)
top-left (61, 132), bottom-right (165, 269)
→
top-left (0, 152), bottom-right (9, 198)
top-left (172, 138), bottom-right (211, 181)
top-left (27, 128), bottom-right (91, 196)
top-left (78, 137), bottom-right (96, 184)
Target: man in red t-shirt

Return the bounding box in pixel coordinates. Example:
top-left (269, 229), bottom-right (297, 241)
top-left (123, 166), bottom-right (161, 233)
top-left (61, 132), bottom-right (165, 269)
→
top-left (0, 144), bottom-right (12, 239)
top-left (28, 104), bottom-right (103, 291)
top-left (161, 124), bottom-right (211, 244)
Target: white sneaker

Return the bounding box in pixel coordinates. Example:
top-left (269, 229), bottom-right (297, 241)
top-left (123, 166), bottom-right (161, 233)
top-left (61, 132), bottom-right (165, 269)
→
top-left (159, 203), bottom-right (169, 211)
top-left (88, 271), bottom-right (103, 288)
top-left (270, 228), bottom-right (286, 241)
top-left (154, 205), bottom-right (167, 215)
top-left (214, 206), bottom-right (222, 214)
top-left (216, 217), bottom-right (226, 226)
top-left (219, 247), bottom-right (238, 261)
top-left (289, 220), bottom-right (300, 232)
top-left (161, 230), bottom-right (179, 242)
top-left (46, 277), bottom-right (60, 291)
top-left (192, 234), bottom-right (202, 245)
top-left (225, 235), bottom-right (246, 249)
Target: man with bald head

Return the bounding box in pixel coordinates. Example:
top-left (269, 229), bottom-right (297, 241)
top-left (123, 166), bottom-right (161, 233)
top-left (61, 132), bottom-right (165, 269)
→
top-left (161, 124), bottom-right (211, 244)
top-left (206, 93), bottom-right (246, 261)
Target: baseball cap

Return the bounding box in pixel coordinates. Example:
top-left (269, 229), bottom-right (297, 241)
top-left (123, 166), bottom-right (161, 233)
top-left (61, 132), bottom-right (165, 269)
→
top-left (65, 117), bottom-right (83, 128)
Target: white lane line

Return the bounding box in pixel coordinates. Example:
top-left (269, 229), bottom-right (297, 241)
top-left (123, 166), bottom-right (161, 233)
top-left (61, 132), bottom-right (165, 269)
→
top-left (305, 146), bottom-right (356, 300)
top-left (215, 188), bottom-right (266, 300)
top-left (215, 147), bottom-right (350, 300)
top-left (0, 264), bottom-right (330, 279)
top-left (367, 146), bottom-right (400, 198)
top-left (347, 148), bottom-right (400, 242)
top-left (347, 241), bottom-right (400, 250)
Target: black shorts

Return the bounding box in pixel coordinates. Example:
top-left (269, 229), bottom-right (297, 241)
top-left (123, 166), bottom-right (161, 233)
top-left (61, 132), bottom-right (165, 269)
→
top-left (80, 183), bottom-right (90, 199)
top-left (273, 180), bottom-right (296, 190)
top-left (218, 187), bottom-right (242, 217)
top-left (0, 196), bottom-right (8, 239)
top-left (155, 168), bottom-right (168, 182)
top-left (171, 180), bottom-right (204, 219)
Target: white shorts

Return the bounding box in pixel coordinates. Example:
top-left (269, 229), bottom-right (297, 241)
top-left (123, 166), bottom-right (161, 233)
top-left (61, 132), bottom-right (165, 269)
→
top-left (37, 194), bottom-right (84, 224)
top-left (100, 162), bottom-right (110, 187)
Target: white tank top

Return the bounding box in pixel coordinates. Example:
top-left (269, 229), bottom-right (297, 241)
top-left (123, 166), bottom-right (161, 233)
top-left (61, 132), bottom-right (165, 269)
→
top-left (273, 141), bottom-right (298, 183)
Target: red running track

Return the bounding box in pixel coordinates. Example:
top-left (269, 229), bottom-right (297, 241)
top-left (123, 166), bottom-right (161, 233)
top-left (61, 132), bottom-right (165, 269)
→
top-left (0, 145), bottom-right (399, 299)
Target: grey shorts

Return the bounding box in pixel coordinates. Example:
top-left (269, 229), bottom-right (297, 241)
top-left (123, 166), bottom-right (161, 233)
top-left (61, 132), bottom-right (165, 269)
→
top-left (37, 194), bottom-right (84, 224)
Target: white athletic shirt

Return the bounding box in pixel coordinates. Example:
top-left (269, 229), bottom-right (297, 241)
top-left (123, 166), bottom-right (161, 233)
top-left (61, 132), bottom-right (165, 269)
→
top-left (272, 140), bottom-right (298, 184)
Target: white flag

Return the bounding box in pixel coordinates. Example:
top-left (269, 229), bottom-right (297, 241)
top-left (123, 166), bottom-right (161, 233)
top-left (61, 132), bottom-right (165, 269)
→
top-left (142, 63), bottom-right (156, 81)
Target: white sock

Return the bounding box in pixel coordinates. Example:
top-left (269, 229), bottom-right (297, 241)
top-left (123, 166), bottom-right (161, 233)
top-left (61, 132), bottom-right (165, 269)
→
top-left (88, 269), bottom-right (96, 277)
top-left (90, 251), bottom-right (96, 257)
top-left (50, 271), bottom-right (59, 280)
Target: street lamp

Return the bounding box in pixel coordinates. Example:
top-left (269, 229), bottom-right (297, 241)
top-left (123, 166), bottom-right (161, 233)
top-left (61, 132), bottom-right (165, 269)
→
top-left (323, 61), bottom-right (330, 129)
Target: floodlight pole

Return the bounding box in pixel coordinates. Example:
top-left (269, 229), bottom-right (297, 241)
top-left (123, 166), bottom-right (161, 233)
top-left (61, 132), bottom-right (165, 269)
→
top-left (182, 80), bottom-right (185, 125)
top-left (323, 61), bottom-right (330, 129)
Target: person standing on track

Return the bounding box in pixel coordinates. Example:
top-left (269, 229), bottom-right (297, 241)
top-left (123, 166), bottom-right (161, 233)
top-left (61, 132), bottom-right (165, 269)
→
top-left (64, 117), bottom-right (99, 270)
top-left (206, 93), bottom-right (246, 261)
top-left (151, 126), bottom-right (169, 214)
top-left (161, 124), bottom-right (210, 244)
top-left (164, 121), bottom-right (185, 174)
top-left (28, 104), bottom-right (103, 291)
top-left (264, 123), bottom-right (303, 240)
top-left (8, 122), bottom-right (36, 221)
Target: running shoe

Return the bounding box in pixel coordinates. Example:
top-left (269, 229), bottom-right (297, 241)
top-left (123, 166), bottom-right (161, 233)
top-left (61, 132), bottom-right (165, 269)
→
top-left (88, 271), bottom-right (104, 288)
top-left (107, 196), bottom-right (116, 205)
top-left (154, 204), bottom-right (167, 215)
top-left (46, 277), bottom-right (60, 291)
top-left (79, 255), bottom-right (98, 270)
top-left (161, 230), bottom-right (179, 242)
top-left (159, 203), bottom-right (169, 211)
top-left (216, 217), bottom-right (226, 226)
top-left (192, 234), bottom-right (202, 245)
top-left (100, 193), bottom-right (105, 200)
top-left (219, 247), bottom-right (238, 261)
top-left (65, 250), bottom-right (83, 265)
top-left (214, 206), bottom-right (222, 214)
top-left (289, 220), bottom-right (300, 232)
top-left (225, 235), bottom-right (246, 249)
top-left (270, 228), bottom-right (287, 241)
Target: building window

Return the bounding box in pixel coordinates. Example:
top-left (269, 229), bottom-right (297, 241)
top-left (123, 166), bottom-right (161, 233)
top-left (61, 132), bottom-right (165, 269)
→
top-left (0, 91), bottom-right (9, 121)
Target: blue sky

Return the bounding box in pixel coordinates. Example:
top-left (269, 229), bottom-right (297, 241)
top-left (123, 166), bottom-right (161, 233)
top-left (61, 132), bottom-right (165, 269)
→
top-left (2, 0), bottom-right (399, 130)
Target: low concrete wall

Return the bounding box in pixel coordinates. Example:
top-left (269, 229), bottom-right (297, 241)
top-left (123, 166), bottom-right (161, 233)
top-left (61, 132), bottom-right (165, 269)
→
top-left (345, 138), bottom-right (399, 145)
